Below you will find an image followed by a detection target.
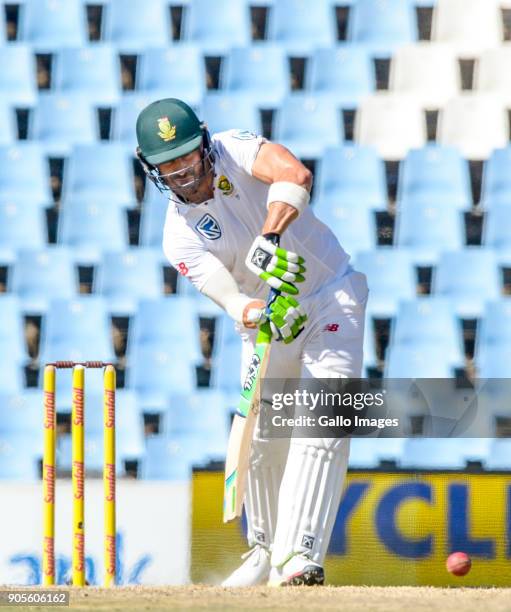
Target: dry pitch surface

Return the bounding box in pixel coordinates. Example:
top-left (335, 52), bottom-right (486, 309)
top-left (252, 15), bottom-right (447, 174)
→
top-left (1, 586), bottom-right (510, 612)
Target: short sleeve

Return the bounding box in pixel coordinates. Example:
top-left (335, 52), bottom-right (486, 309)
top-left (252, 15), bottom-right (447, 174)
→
top-left (163, 217), bottom-right (226, 292)
top-left (212, 130), bottom-right (267, 176)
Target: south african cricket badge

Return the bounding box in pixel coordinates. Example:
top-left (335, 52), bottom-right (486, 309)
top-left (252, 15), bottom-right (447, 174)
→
top-left (217, 174), bottom-right (234, 196)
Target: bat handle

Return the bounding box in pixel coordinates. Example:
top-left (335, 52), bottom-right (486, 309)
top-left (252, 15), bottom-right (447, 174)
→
top-left (263, 232), bottom-right (281, 316)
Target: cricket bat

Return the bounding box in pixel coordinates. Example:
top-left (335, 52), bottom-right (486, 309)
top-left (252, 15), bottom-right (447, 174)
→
top-left (223, 319), bottom-right (274, 522)
top-left (223, 235), bottom-right (281, 523)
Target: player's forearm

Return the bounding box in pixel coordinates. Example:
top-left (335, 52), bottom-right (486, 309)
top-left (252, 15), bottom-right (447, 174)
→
top-left (262, 202), bottom-right (299, 235)
top-left (253, 143), bottom-right (313, 235)
top-left (201, 267), bottom-right (264, 327)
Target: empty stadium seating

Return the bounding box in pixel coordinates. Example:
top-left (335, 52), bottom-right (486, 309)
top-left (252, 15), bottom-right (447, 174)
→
top-left (438, 94), bottom-right (509, 160)
top-left (0, 44), bottom-right (37, 107)
top-left (355, 93), bottom-right (427, 160)
top-left (397, 145), bottom-right (472, 209)
top-left (431, 0), bottom-right (503, 57)
top-left (3, 0), bottom-right (511, 480)
top-left (137, 46), bottom-right (206, 108)
top-left (314, 145), bottom-right (387, 210)
top-left (183, 0), bottom-right (251, 53)
top-left (353, 249), bottom-right (416, 317)
top-left (53, 45), bottom-right (122, 106)
top-left (18, 0), bottom-right (88, 50)
top-left (103, 0), bottom-right (172, 51)
top-left (0, 144), bottom-right (52, 206)
top-left (306, 45), bottom-right (375, 108)
top-left (349, 0), bottom-right (417, 56)
top-left (432, 248), bottom-right (501, 317)
top-left (222, 45), bottom-right (289, 107)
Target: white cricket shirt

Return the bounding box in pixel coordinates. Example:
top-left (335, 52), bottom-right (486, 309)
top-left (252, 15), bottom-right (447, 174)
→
top-left (162, 130), bottom-right (350, 301)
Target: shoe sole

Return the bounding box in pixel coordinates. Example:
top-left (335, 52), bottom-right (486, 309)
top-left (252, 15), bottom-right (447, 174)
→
top-left (283, 565), bottom-right (325, 587)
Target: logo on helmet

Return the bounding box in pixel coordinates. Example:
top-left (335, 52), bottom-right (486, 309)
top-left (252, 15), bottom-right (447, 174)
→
top-left (217, 175), bottom-right (234, 196)
top-left (157, 116), bottom-right (176, 142)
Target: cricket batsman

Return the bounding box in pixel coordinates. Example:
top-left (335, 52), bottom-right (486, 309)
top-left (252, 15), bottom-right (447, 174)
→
top-left (135, 98), bottom-right (368, 586)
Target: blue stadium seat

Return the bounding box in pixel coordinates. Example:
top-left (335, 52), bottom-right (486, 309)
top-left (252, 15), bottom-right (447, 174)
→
top-left (385, 344), bottom-right (456, 377)
top-left (57, 201), bottom-right (128, 251)
top-left (112, 93), bottom-right (160, 149)
top-left (0, 103), bottom-right (16, 145)
top-left (0, 360), bottom-right (24, 394)
top-left (395, 204), bottom-right (464, 264)
top-left (390, 298), bottom-right (464, 366)
top-left (18, 0), bottom-right (87, 49)
top-left (53, 45), bottom-right (122, 106)
top-left (0, 296), bottom-right (27, 364)
top-left (484, 204), bottom-right (511, 249)
top-left (477, 300), bottom-right (511, 351)
top-left (96, 249), bottom-right (164, 314)
top-left (397, 145), bottom-right (472, 210)
top-left (314, 145), bottom-right (387, 210)
top-left (362, 309), bottom-right (378, 373)
top-left (348, 0), bottom-right (417, 57)
top-left (139, 188), bottom-right (169, 246)
top-left (141, 436), bottom-right (193, 480)
top-left (0, 432), bottom-right (41, 480)
top-left (183, 0), bottom-right (251, 54)
top-left (222, 45), bottom-right (289, 108)
top-left (0, 14), bottom-right (5, 45)
top-left (433, 249), bottom-right (500, 317)
top-left (210, 314), bottom-right (242, 391)
top-left (127, 344), bottom-right (196, 407)
top-left (476, 344), bottom-right (511, 378)
top-left (61, 143), bottom-right (135, 207)
top-left (353, 249), bottom-right (415, 317)
top-left (267, 0), bottom-right (336, 53)
top-left (163, 390), bottom-right (229, 460)
top-left (480, 147), bottom-right (511, 209)
top-left (400, 438), bottom-right (489, 469)
top-left (0, 390), bottom-right (42, 435)
top-left (0, 144), bottom-right (52, 206)
top-left (0, 201), bottom-right (46, 249)
top-left (0, 45), bottom-right (37, 107)
top-left (128, 297), bottom-right (202, 363)
top-left (103, 0), bottom-right (171, 51)
top-left (31, 94), bottom-right (97, 156)
top-left (11, 247), bottom-right (77, 310)
top-left (40, 297), bottom-right (113, 357)
top-left (312, 204), bottom-right (376, 257)
top-left (201, 94), bottom-right (261, 136)
top-left (486, 439), bottom-right (511, 470)
top-left (137, 46), bottom-right (206, 108)
top-left (348, 438), bottom-right (405, 468)
top-left (274, 95), bottom-right (343, 159)
top-left (307, 45), bottom-right (375, 108)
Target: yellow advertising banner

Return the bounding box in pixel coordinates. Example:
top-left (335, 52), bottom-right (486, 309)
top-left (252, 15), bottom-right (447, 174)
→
top-left (192, 471), bottom-right (511, 586)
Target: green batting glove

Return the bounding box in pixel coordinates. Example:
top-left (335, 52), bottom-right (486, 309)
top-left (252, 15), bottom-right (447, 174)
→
top-left (265, 295), bottom-right (308, 344)
top-left (246, 235), bottom-right (306, 295)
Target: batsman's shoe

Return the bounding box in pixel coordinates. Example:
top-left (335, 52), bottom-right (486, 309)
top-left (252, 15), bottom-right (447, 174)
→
top-left (268, 554), bottom-right (324, 587)
top-left (221, 545), bottom-right (271, 587)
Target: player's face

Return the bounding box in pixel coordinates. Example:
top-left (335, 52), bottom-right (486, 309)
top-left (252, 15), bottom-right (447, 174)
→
top-left (157, 145), bottom-right (214, 203)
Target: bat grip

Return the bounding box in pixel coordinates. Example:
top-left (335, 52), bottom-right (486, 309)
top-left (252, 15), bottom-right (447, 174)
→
top-left (263, 232), bottom-right (281, 316)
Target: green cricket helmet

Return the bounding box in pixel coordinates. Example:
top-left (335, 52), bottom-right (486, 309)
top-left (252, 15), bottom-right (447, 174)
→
top-left (135, 98), bottom-right (215, 201)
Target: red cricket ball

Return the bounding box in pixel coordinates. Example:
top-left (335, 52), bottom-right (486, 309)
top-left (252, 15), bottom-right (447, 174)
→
top-left (446, 551), bottom-right (472, 576)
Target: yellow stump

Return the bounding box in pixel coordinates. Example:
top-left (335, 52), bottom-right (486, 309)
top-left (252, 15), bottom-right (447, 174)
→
top-left (103, 365), bottom-right (116, 587)
top-left (42, 365), bottom-right (56, 586)
top-left (71, 366), bottom-right (85, 587)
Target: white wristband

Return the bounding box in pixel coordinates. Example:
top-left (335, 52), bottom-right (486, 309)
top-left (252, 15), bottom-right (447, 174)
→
top-left (266, 181), bottom-right (310, 217)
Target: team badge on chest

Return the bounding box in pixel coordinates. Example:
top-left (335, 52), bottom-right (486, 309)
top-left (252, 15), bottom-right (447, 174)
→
top-left (217, 174), bottom-right (234, 196)
top-left (195, 213), bottom-right (222, 240)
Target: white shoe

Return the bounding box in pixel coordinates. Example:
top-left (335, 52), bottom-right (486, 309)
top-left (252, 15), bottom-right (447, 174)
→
top-left (268, 554), bottom-right (324, 586)
top-left (221, 545), bottom-right (271, 587)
